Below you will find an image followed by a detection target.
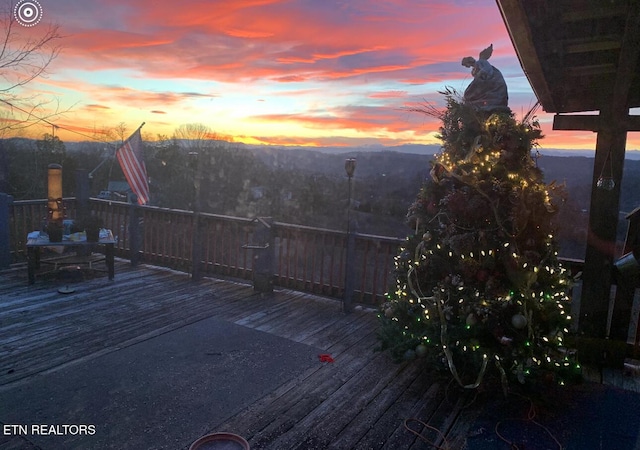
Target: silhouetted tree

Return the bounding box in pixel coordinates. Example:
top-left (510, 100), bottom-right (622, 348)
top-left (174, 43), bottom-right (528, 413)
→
top-left (1, 1), bottom-right (65, 133)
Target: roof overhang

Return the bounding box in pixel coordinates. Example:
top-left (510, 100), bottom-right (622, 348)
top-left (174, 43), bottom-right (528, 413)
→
top-left (496, 0), bottom-right (640, 115)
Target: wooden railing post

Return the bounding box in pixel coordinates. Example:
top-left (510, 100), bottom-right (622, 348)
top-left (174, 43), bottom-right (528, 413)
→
top-left (0, 193), bottom-right (12, 269)
top-left (74, 170), bottom-right (91, 258)
top-left (191, 150), bottom-right (203, 281)
top-left (191, 210), bottom-right (202, 281)
top-left (250, 217), bottom-right (275, 293)
top-left (129, 195), bottom-right (141, 267)
top-left (75, 169), bottom-right (90, 218)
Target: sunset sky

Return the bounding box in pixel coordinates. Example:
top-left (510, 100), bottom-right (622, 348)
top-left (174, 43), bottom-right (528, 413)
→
top-left (4, 0), bottom-right (640, 152)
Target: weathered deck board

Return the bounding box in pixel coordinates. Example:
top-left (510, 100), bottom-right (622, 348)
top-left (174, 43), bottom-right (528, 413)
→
top-left (0, 260), bottom-right (486, 449)
top-left (328, 362), bottom-right (431, 449)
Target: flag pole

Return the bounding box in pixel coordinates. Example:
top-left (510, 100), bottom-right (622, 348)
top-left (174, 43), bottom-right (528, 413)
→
top-left (118, 122), bottom-right (146, 147)
top-left (131, 122), bottom-right (146, 137)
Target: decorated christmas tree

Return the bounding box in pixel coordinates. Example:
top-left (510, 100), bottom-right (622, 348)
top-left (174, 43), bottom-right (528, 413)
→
top-left (377, 46), bottom-right (580, 390)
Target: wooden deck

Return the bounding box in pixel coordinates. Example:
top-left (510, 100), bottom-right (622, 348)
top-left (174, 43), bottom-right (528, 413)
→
top-left (3, 259), bottom-right (640, 450)
top-left (0, 259), bottom-right (480, 450)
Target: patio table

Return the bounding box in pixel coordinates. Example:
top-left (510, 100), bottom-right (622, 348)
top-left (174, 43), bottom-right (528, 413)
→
top-left (26, 230), bottom-right (116, 284)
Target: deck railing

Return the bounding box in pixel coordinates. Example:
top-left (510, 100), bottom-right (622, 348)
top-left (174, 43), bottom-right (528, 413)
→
top-left (6, 198), bottom-right (639, 341)
top-left (6, 198), bottom-right (402, 305)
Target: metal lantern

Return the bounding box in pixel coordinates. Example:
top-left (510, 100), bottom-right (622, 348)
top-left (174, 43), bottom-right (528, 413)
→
top-left (47, 163), bottom-right (63, 222)
top-left (344, 158), bottom-right (356, 178)
top-left (615, 249), bottom-right (640, 278)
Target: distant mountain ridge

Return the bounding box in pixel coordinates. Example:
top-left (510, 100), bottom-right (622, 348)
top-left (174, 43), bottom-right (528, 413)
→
top-left (243, 143), bottom-right (640, 213)
top-left (238, 142), bottom-right (640, 160)
top-left (52, 137), bottom-right (640, 160)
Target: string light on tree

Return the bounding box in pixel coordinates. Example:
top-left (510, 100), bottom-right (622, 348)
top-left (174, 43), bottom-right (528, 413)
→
top-left (377, 45), bottom-right (579, 392)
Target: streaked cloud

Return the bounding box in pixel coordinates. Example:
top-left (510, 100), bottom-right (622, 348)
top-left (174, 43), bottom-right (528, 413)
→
top-left (369, 91), bottom-right (409, 99)
top-left (3, 0), bottom-right (635, 150)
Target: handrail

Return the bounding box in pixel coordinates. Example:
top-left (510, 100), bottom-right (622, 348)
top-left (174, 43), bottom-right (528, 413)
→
top-left (8, 197), bottom-right (619, 312)
top-left (6, 198), bottom-right (402, 304)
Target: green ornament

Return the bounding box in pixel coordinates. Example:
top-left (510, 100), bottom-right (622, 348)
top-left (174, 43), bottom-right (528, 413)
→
top-left (511, 313), bottom-right (527, 330)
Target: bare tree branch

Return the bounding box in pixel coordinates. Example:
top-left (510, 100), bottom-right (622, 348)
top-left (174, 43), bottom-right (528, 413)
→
top-left (0, 1), bottom-right (66, 133)
top-left (173, 123), bottom-right (219, 149)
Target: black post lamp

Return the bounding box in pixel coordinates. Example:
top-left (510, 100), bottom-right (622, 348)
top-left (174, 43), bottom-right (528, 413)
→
top-left (343, 158), bottom-right (356, 313)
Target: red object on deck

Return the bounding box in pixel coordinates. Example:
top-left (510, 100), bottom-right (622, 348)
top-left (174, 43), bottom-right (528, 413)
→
top-left (318, 354), bottom-right (334, 363)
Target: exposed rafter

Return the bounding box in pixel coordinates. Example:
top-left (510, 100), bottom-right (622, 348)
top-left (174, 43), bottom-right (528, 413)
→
top-left (497, 0), bottom-right (640, 114)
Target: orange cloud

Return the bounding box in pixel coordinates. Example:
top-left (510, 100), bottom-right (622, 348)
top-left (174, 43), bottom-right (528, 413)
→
top-left (84, 104), bottom-right (111, 111)
top-left (369, 91), bottom-right (409, 99)
top-left (53, 123), bottom-right (113, 136)
top-left (252, 103), bottom-right (438, 136)
top-left (245, 134), bottom-right (428, 148)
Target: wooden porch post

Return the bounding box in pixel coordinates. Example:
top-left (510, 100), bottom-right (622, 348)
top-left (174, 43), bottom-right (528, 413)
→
top-left (553, 110), bottom-right (640, 338)
top-left (550, 3), bottom-right (640, 339)
top-left (578, 108), bottom-right (628, 337)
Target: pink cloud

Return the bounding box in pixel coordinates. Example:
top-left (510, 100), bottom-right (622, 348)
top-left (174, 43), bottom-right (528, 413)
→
top-left (49, 0), bottom-right (504, 86)
top-left (225, 28), bottom-right (276, 39)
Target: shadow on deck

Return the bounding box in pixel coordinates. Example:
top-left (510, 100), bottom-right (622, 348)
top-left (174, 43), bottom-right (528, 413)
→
top-left (1, 260), bottom-right (639, 449)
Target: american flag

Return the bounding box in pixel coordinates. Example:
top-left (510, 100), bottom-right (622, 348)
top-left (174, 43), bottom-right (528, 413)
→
top-left (116, 127), bottom-right (149, 205)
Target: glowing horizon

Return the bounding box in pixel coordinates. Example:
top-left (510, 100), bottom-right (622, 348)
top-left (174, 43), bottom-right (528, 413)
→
top-left (3, 0), bottom-right (639, 152)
